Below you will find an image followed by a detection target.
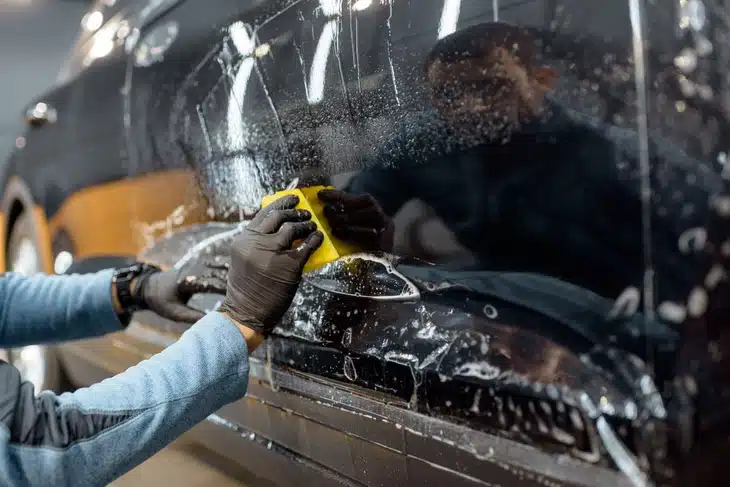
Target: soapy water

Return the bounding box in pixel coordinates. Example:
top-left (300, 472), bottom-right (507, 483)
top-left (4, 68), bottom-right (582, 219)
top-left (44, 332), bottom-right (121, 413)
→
top-left (173, 223), bottom-right (243, 270)
top-left (170, 226), bottom-right (421, 305)
top-left (302, 252), bottom-right (421, 302)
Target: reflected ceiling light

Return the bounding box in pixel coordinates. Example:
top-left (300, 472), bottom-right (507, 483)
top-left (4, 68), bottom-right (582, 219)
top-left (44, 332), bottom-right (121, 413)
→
top-left (54, 251), bottom-right (73, 275)
top-left (321, 0), bottom-right (342, 17)
top-left (437, 0), bottom-right (461, 39)
top-left (82, 11), bottom-right (104, 31)
top-left (352, 0), bottom-right (372, 11)
top-left (227, 22), bottom-right (256, 147)
top-left (84, 21), bottom-right (119, 66)
top-left (89, 37), bottom-right (114, 59)
top-left (308, 20), bottom-right (337, 104)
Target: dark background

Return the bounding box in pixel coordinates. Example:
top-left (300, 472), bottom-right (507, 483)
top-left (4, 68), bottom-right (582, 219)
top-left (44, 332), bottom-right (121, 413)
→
top-left (0, 0), bottom-right (89, 160)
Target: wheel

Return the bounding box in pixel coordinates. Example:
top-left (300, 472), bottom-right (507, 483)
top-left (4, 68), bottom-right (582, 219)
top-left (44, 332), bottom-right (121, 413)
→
top-left (2, 209), bottom-right (68, 393)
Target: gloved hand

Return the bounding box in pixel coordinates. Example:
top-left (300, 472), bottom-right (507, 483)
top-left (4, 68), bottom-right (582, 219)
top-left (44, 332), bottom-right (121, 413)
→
top-left (132, 263), bottom-right (226, 324)
top-left (318, 189), bottom-right (394, 251)
top-left (219, 195), bottom-right (324, 336)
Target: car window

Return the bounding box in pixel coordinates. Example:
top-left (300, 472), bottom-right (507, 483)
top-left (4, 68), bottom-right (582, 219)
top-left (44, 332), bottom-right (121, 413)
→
top-left (160, 0), bottom-right (725, 374)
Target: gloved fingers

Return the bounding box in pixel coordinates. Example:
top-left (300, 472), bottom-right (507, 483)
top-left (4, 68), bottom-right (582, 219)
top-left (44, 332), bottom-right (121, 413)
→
top-left (158, 302), bottom-right (206, 324)
top-left (276, 221), bottom-right (318, 249)
top-left (289, 230), bottom-right (324, 262)
top-left (178, 272), bottom-right (228, 296)
top-left (324, 204), bottom-right (385, 228)
top-left (258, 208), bottom-right (312, 234)
top-left (318, 190), bottom-right (379, 210)
top-left (250, 195), bottom-right (300, 230)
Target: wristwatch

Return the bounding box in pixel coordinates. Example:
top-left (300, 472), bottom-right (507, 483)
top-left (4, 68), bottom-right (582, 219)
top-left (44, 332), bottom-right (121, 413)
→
top-left (112, 263), bottom-right (161, 323)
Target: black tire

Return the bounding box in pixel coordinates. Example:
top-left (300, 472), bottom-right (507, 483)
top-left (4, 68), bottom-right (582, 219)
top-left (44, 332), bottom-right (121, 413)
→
top-left (3, 209), bottom-right (69, 393)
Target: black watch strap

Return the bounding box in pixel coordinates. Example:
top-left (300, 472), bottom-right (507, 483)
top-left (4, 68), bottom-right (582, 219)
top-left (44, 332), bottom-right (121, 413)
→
top-left (113, 263), bottom-right (160, 323)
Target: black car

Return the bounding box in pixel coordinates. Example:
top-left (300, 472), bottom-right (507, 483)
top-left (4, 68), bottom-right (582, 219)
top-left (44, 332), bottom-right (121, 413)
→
top-left (2, 0), bottom-right (730, 485)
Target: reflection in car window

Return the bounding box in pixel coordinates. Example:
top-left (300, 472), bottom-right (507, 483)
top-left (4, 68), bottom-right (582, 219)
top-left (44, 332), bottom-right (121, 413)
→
top-left (167, 0), bottom-right (725, 361)
top-left (131, 0), bottom-right (730, 481)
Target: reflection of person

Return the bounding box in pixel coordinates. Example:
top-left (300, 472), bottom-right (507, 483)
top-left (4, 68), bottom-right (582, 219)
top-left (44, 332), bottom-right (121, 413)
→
top-left (0, 195), bottom-right (322, 487)
top-left (324, 22), bottom-right (721, 307)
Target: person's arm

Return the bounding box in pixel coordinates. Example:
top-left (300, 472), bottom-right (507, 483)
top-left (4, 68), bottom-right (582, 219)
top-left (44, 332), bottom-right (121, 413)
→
top-left (0, 270), bottom-right (123, 348)
top-left (0, 194), bottom-right (321, 487)
top-left (0, 312), bottom-right (251, 487)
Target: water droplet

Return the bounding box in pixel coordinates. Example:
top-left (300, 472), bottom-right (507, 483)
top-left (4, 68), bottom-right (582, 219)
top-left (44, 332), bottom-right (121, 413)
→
top-left (674, 48), bottom-right (698, 73)
top-left (658, 301), bottom-right (687, 323)
top-left (697, 83), bottom-right (714, 100)
top-left (483, 304), bottom-right (498, 319)
top-left (681, 0), bottom-right (707, 31)
top-left (705, 265), bottom-right (726, 289)
top-left (687, 287), bottom-right (709, 318)
top-left (609, 287), bottom-right (640, 319)
top-left (712, 195), bottom-right (730, 216)
top-left (678, 227), bottom-right (707, 253)
top-left (344, 356), bottom-right (358, 381)
top-left (695, 34), bottom-right (713, 56)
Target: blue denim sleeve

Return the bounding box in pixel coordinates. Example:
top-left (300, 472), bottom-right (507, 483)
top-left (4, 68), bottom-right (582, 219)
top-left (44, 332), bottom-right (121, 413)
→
top-left (0, 312), bottom-right (249, 487)
top-left (0, 270), bottom-right (123, 348)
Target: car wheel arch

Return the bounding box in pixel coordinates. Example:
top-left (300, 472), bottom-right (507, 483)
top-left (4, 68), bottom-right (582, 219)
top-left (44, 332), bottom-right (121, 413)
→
top-left (1, 176), bottom-right (53, 274)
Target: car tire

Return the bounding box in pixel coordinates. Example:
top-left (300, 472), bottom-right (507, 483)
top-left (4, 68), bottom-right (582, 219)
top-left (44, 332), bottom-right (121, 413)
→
top-left (2, 209), bottom-right (69, 393)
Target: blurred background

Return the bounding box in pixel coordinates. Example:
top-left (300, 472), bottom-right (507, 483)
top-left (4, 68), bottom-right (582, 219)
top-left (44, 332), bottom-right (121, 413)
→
top-left (0, 1), bottom-right (249, 485)
top-left (0, 0), bottom-right (87, 160)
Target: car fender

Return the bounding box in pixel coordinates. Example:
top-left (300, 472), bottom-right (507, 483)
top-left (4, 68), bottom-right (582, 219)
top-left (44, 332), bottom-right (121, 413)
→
top-left (0, 176), bottom-right (54, 274)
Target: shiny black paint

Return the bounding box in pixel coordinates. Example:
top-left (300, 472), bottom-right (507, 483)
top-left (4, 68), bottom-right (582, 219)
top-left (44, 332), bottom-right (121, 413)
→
top-left (32, 0), bottom-right (730, 485)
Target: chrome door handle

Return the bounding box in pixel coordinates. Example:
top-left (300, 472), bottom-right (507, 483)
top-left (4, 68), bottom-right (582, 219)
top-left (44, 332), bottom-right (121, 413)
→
top-left (25, 102), bottom-right (57, 127)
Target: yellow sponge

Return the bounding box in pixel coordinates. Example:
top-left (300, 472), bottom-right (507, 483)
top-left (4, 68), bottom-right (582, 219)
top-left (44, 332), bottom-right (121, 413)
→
top-left (261, 186), bottom-right (361, 273)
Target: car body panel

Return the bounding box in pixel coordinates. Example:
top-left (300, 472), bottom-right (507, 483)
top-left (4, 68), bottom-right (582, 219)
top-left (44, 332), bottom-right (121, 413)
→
top-left (5, 0), bottom-right (730, 485)
top-left (0, 0), bottom-right (205, 271)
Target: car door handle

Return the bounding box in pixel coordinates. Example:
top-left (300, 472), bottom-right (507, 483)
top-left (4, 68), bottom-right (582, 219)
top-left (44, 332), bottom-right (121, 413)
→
top-left (25, 102), bottom-right (57, 127)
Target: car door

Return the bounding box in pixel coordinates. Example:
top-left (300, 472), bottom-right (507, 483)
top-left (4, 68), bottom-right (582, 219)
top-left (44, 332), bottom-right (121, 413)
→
top-left (67, 0), bottom-right (730, 485)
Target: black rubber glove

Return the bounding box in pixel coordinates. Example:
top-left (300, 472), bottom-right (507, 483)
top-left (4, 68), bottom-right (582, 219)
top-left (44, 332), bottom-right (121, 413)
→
top-left (219, 195), bottom-right (324, 336)
top-left (176, 239), bottom-right (233, 297)
top-left (318, 189), bottom-right (394, 251)
top-left (133, 269), bottom-right (209, 324)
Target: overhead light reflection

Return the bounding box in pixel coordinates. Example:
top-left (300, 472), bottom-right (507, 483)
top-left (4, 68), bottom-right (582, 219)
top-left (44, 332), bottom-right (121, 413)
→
top-left (437, 0), bottom-right (461, 39)
top-left (54, 251), bottom-right (73, 275)
top-left (89, 37), bottom-right (114, 60)
top-left (82, 10), bottom-right (104, 31)
top-left (321, 0), bottom-right (342, 16)
top-left (84, 19), bottom-right (123, 66)
top-left (352, 0), bottom-right (372, 11)
top-left (308, 20), bottom-right (337, 104)
top-left (227, 22), bottom-right (256, 146)
top-left (308, 0), bottom-right (342, 104)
